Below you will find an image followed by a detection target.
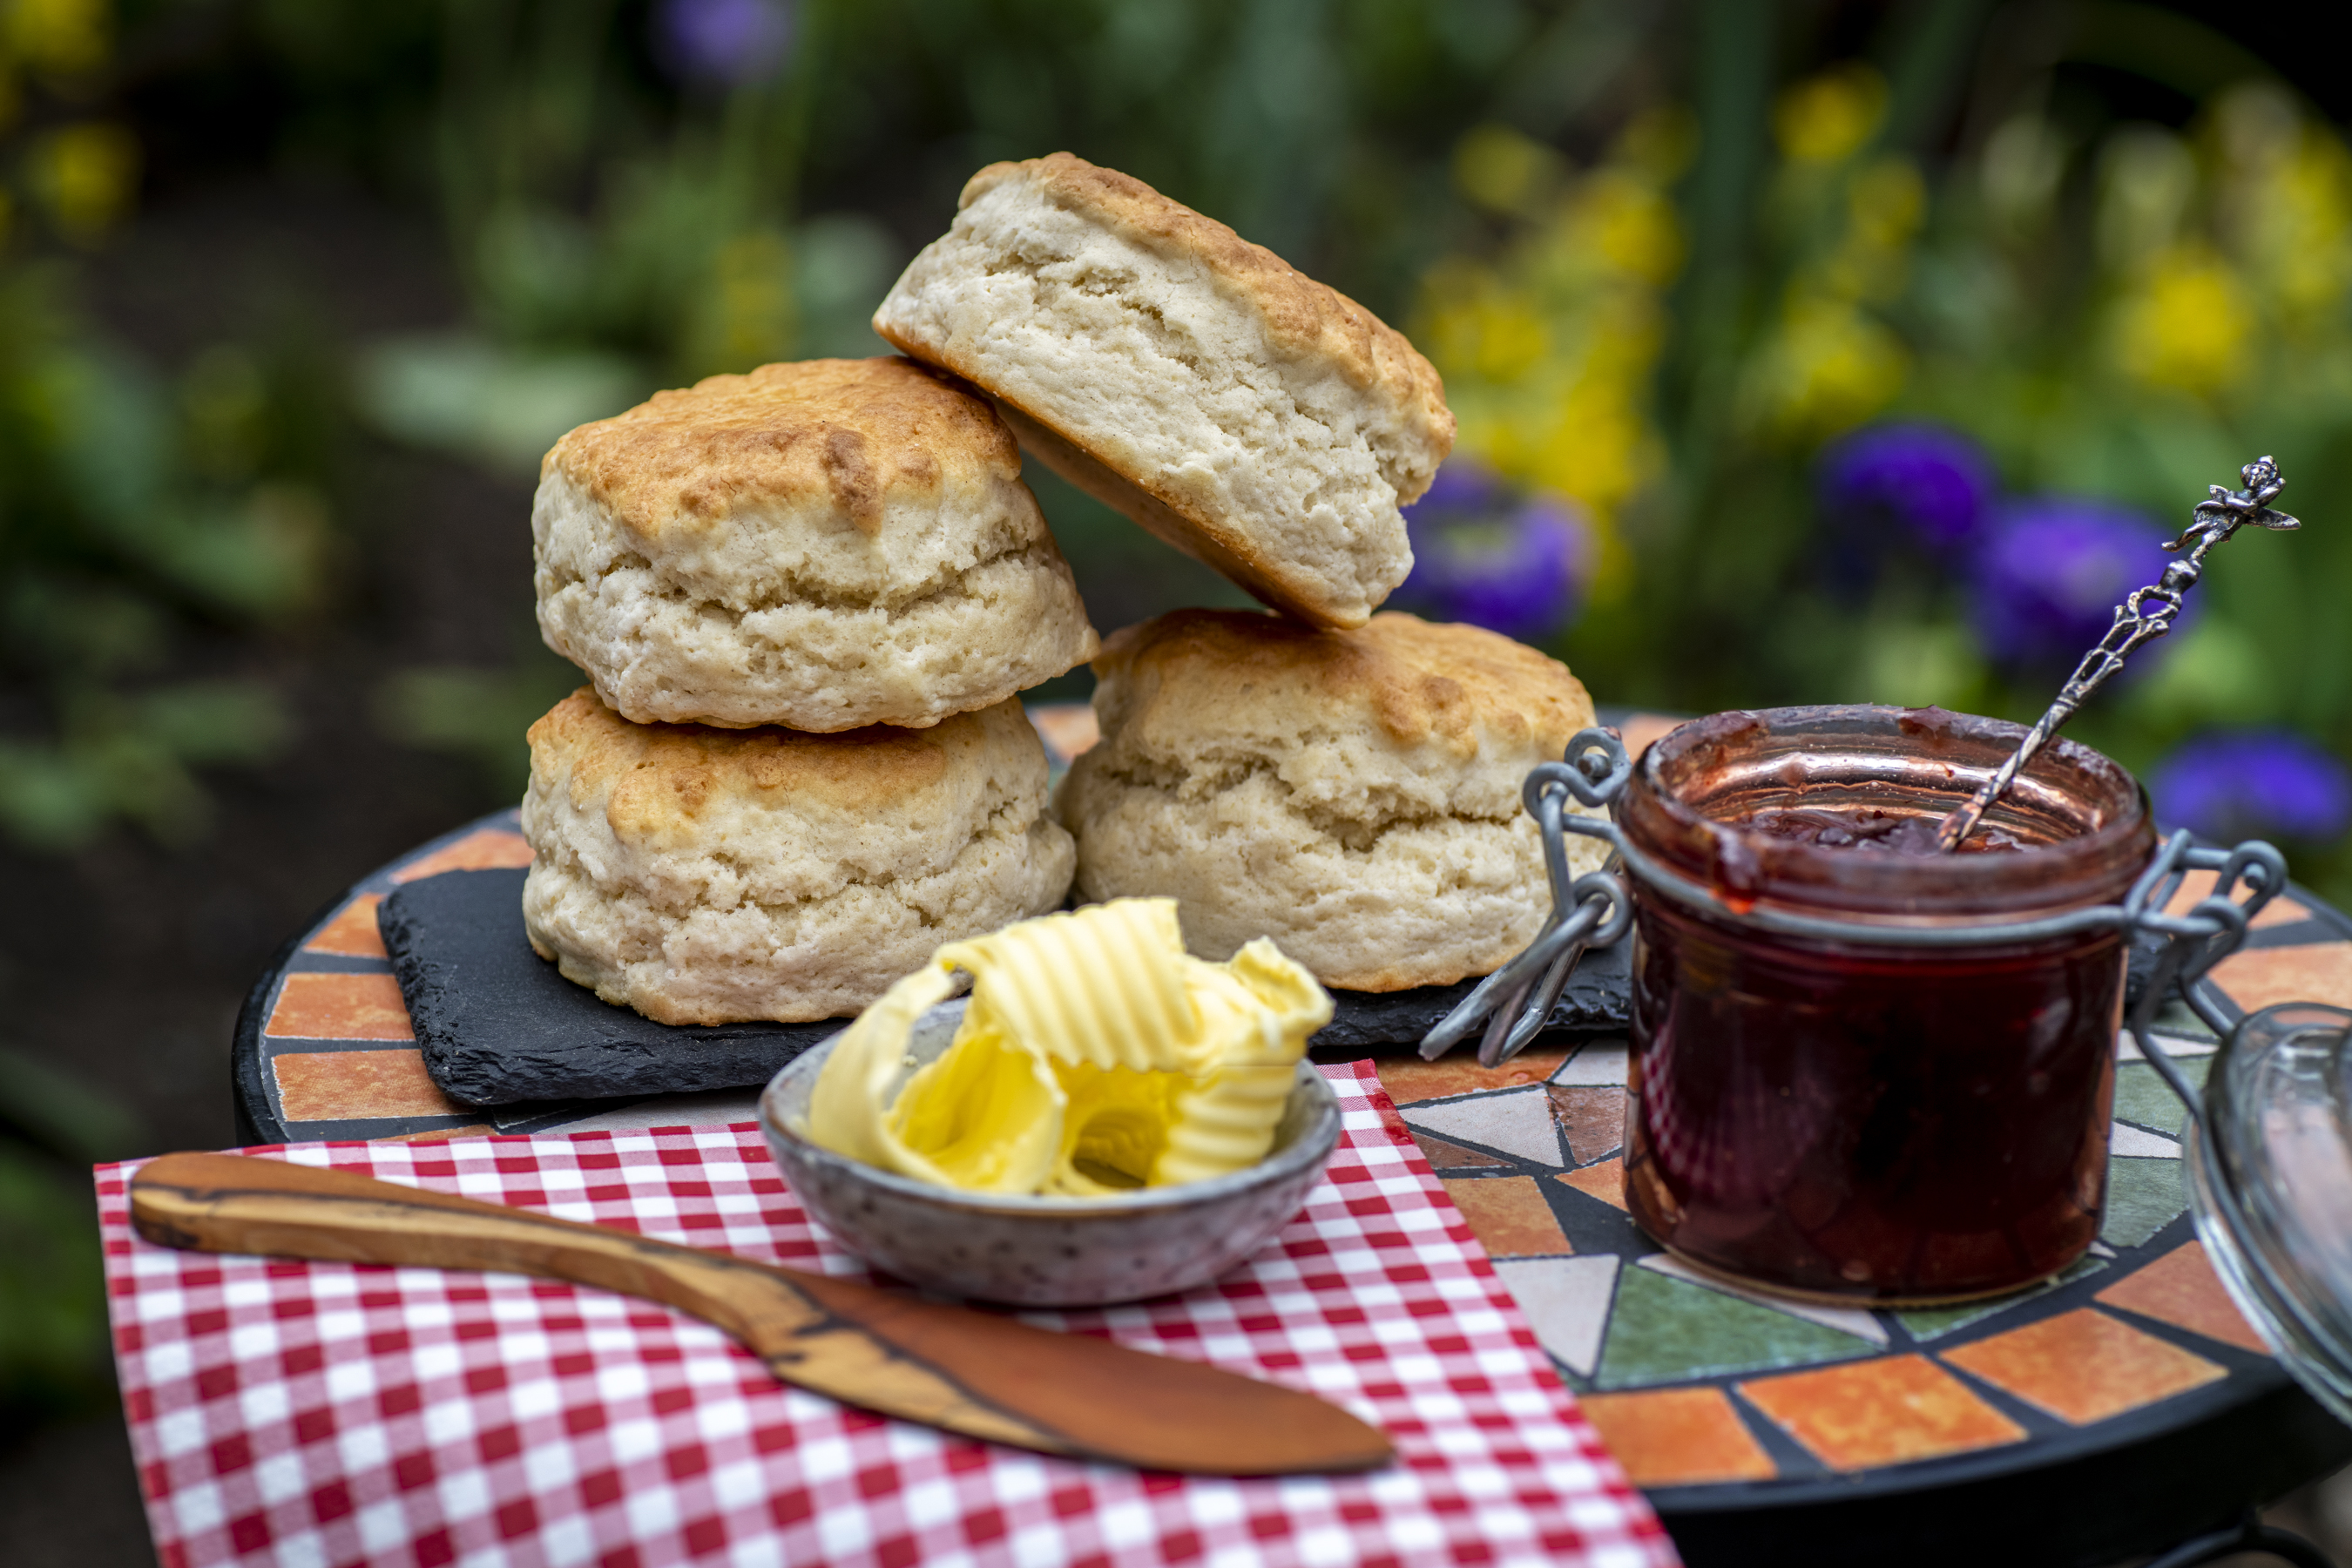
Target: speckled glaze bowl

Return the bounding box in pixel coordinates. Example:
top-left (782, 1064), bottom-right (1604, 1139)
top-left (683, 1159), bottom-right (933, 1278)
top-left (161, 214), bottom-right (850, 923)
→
top-left (759, 1000), bottom-right (1341, 1306)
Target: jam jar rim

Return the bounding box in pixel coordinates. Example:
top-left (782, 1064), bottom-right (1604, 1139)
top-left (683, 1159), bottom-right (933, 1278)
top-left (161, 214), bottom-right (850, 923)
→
top-left (1620, 703), bottom-right (2157, 923)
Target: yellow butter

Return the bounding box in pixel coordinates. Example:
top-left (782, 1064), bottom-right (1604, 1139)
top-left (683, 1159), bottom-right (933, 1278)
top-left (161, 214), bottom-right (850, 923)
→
top-left (805, 899), bottom-right (1333, 1196)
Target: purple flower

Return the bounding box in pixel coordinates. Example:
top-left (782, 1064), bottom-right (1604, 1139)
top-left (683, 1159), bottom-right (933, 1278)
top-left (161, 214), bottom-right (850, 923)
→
top-left (1820, 422), bottom-right (1996, 558)
top-left (1393, 463), bottom-right (1590, 642)
top-left (2149, 729), bottom-right (2352, 844)
top-left (1970, 497), bottom-right (2176, 671)
top-left (1412, 462), bottom-right (1510, 517)
top-left (655, 0), bottom-right (794, 89)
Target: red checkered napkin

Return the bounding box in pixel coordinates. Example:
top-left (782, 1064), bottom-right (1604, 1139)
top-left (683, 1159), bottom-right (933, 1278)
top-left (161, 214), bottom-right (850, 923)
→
top-left (99, 1061), bottom-right (1675, 1568)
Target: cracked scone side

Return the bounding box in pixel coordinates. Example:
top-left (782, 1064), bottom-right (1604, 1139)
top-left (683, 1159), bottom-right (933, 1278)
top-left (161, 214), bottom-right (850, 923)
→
top-left (1056, 611), bottom-right (1607, 991)
top-left (874, 153), bottom-right (1453, 631)
top-left (522, 690), bottom-right (1074, 1024)
top-left (534, 355), bottom-right (1097, 730)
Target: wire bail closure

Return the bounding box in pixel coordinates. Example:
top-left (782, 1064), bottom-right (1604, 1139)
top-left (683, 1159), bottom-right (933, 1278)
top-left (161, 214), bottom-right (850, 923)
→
top-left (1419, 727), bottom-right (1632, 1067)
top-left (1418, 726), bottom-right (2289, 1072)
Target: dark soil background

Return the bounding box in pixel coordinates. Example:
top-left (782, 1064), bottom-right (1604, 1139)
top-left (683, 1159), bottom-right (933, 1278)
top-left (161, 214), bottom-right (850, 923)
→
top-left (0, 179), bottom-right (541, 1565)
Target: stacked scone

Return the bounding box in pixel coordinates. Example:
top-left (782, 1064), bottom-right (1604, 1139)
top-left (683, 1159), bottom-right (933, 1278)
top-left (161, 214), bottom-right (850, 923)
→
top-left (875, 153), bottom-right (1610, 996)
top-left (521, 357), bottom-right (1097, 1024)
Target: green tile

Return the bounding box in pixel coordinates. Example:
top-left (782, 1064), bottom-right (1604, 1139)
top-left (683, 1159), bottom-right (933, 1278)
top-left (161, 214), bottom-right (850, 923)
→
top-left (1593, 1263), bottom-right (1875, 1389)
top-left (2112, 1058), bottom-right (2211, 1137)
top-left (2101, 1155), bottom-right (2187, 1249)
top-left (1897, 1255), bottom-right (2109, 1342)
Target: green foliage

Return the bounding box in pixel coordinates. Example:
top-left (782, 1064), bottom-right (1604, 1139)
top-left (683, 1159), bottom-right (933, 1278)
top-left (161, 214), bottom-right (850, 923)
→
top-left (1399, 8), bottom-right (2352, 895)
top-left (28, 1), bottom-right (2352, 884)
top-left (0, 267), bottom-right (318, 848)
top-left (337, 0), bottom-right (1582, 776)
top-left (0, 1044), bottom-right (143, 1416)
top-left (374, 645), bottom-right (587, 799)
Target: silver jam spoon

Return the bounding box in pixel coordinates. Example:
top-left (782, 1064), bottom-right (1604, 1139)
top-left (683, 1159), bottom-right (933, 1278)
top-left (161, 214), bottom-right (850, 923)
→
top-left (1934, 456), bottom-right (2301, 852)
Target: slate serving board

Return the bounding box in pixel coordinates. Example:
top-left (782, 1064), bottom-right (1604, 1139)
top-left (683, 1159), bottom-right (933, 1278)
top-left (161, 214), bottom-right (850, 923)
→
top-left (382, 869), bottom-right (1633, 1107)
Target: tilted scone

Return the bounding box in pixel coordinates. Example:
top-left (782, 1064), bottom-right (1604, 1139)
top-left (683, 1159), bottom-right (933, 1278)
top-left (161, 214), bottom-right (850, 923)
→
top-left (874, 153), bottom-right (1455, 631)
top-left (1056, 611), bottom-right (1608, 992)
top-left (534, 356), bottom-right (1098, 731)
top-left (523, 690), bottom-right (1074, 1024)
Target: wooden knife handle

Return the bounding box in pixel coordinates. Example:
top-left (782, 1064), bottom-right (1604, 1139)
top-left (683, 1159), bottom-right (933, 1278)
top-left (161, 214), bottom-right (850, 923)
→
top-left (129, 1152), bottom-right (1390, 1475)
top-left (135, 1152), bottom-right (819, 1341)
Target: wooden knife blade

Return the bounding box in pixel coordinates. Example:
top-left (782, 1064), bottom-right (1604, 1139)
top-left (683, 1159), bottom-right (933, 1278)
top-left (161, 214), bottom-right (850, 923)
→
top-left (129, 1152), bottom-right (1390, 1476)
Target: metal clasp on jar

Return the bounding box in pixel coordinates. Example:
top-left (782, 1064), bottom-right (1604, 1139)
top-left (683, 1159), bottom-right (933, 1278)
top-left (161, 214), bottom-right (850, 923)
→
top-left (1421, 725), bottom-right (2289, 1071)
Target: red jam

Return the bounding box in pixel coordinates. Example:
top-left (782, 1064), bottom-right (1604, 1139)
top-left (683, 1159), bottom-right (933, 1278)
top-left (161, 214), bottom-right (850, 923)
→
top-left (1736, 807), bottom-right (2024, 855)
top-left (1616, 706), bottom-right (2155, 1304)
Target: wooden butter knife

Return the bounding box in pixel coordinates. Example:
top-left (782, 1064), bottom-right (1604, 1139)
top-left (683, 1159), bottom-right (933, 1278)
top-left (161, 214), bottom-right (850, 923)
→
top-left (129, 1152), bottom-right (1390, 1475)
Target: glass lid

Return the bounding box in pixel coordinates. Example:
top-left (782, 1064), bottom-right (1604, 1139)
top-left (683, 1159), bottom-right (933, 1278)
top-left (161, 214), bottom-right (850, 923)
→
top-left (2187, 1001), bottom-right (2352, 1426)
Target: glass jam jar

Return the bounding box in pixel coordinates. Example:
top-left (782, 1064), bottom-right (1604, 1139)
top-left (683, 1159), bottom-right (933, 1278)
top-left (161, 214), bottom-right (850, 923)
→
top-left (1616, 705), bottom-right (2157, 1305)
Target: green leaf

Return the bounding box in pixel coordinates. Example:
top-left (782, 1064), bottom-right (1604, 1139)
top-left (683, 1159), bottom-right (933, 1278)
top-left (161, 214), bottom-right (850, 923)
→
top-left (375, 652), bottom-right (585, 798)
top-left (0, 1046), bottom-right (143, 1163)
top-left (134, 680), bottom-right (291, 766)
top-left (354, 332), bottom-right (648, 476)
top-left (0, 1139), bottom-right (111, 1410)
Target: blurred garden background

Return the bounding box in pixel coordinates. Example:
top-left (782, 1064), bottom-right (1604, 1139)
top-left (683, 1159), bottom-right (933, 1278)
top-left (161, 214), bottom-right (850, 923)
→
top-left (8, 0), bottom-right (2352, 1558)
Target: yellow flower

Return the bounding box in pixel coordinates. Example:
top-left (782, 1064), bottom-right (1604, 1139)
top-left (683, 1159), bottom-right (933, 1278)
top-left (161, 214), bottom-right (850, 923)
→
top-left (1415, 124), bottom-right (1683, 559)
top-left (1744, 296), bottom-right (1908, 440)
top-left (1847, 157), bottom-right (1924, 250)
top-left (2113, 246), bottom-right (2252, 393)
top-left (1529, 384), bottom-right (1650, 517)
top-left (1774, 64), bottom-right (1887, 166)
top-left (1814, 156), bottom-right (1925, 302)
top-left (1427, 277), bottom-right (1550, 385)
top-left (1574, 171), bottom-right (1684, 287)
top-left (2240, 131), bottom-right (2352, 319)
top-left (686, 229), bottom-right (795, 375)
top-left (1613, 105), bottom-right (1699, 186)
top-left (6, 0), bottom-right (109, 75)
top-left (33, 122), bottom-right (138, 245)
top-left (1454, 124), bottom-right (1565, 218)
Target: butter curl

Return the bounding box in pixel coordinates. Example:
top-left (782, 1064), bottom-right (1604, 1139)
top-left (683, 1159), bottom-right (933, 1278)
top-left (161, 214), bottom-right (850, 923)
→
top-left (806, 899), bottom-right (1333, 1195)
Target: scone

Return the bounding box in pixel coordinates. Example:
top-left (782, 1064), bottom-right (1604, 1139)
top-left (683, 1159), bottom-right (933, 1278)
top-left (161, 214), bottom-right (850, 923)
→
top-left (874, 153), bottom-right (1455, 632)
top-left (522, 689), bottom-right (1074, 1024)
top-left (534, 356), bottom-right (1098, 731)
top-left (1057, 611), bottom-right (1608, 991)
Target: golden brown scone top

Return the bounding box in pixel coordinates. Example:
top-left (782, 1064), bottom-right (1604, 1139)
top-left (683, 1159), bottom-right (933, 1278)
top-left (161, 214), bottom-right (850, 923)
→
top-left (542, 356), bottom-right (1018, 541)
top-left (959, 153), bottom-right (1456, 464)
top-left (1090, 610), bottom-right (1595, 757)
top-left (528, 688), bottom-right (1010, 841)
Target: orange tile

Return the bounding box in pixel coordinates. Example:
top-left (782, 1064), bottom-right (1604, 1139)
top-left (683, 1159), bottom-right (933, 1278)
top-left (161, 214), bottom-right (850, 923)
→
top-left (1549, 1085), bottom-right (1626, 1165)
top-left (1409, 1130), bottom-right (1508, 1170)
top-left (2097, 1240), bottom-right (2271, 1355)
top-left (1026, 703), bottom-right (1099, 763)
top-left (265, 973), bottom-right (414, 1041)
top-left (391, 828), bottom-right (533, 883)
top-left (1377, 1051), bottom-right (1568, 1106)
top-left (1942, 1308), bottom-right (2227, 1424)
top-left (302, 895), bottom-right (388, 958)
top-left (2164, 868), bottom-right (2308, 929)
top-left (274, 1050), bottom-right (461, 1121)
top-left (1617, 713), bottom-right (1685, 761)
top-left (2208, 942), bottom-right (2352, 1016)
top-left (1740, 1355), bottom-right (2025, 1471)
top-left (1557, 1157), bottom-right (1628, 1212)
top-left (1441, 1177), bottom-right (1570, 1258)
top-left (1580, 1388), bottom-right (1777, 1487)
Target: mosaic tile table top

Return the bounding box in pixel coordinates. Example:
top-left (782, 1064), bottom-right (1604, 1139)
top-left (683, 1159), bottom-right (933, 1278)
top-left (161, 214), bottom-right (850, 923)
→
top-left (229, 707), bottom-right (2352, 1563)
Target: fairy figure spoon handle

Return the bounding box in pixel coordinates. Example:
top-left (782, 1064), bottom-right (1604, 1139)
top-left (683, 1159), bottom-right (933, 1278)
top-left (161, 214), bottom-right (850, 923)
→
top-left (1934, 456), bottom-right (2301, 853)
